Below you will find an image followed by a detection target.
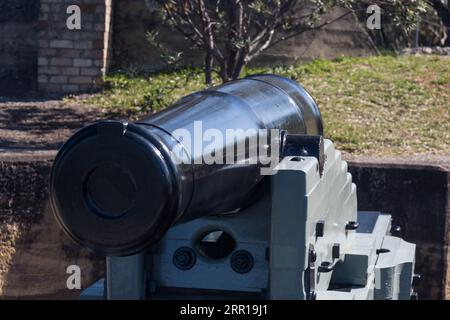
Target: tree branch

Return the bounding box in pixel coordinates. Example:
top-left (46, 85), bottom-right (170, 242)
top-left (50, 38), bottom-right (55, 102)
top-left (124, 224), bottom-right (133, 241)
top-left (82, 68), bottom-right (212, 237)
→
top-left (267, 9), bottom-right (353, 50)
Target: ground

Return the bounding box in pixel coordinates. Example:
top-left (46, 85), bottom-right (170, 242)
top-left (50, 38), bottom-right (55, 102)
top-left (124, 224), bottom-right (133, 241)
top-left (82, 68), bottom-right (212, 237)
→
top-left (0, 100), bottom-right (103, 150)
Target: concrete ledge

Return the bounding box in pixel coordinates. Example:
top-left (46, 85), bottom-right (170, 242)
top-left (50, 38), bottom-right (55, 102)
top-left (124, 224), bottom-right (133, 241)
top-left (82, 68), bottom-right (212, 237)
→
top-left (348, 160), bottom-right (450, 300)
top-left (0, 152), bottom-right (448, 299)
top-left (0, 151), bottom-right (104, 299)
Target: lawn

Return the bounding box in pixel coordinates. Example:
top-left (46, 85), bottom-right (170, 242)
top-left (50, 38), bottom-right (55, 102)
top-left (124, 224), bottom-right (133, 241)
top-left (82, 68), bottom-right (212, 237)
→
top-left (71, 55), bottom-right (450, 156)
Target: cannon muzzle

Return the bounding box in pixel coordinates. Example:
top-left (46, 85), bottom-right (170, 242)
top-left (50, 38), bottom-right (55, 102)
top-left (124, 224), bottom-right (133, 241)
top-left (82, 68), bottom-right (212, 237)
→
top-left (50, 75), bottom-right (323, 256)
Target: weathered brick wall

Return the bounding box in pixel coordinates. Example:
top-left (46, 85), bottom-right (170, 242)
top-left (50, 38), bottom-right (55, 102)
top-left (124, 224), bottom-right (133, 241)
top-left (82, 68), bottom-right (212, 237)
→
top-left (37, 0), bottom-right (112, 94)
top-left (0, 0), bottom-right (40, 96)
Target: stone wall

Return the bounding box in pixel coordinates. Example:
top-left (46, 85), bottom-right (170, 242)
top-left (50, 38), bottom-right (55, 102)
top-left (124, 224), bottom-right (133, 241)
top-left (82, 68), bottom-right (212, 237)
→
top-left (0, 152), bottom-right (104, 299)
top-left (111, 1), bottom-right (377, 72)
top-left (348, 161), bottom-right (450, 300)
top-left (37, 0), bottom-right (112, 94)
top-left (0, 0), bottom-right (40, 96)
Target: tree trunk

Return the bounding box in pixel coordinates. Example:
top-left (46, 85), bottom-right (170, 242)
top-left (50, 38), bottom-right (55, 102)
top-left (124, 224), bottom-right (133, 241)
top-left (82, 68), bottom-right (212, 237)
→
top-left (231, 50), bottom-right (246, 80)
top-left (218, 61), bottom-right (230, 83)
top-left (204, 53), bottom-right (213, 85)
top-left (430, 0), bottom-right (450, 45)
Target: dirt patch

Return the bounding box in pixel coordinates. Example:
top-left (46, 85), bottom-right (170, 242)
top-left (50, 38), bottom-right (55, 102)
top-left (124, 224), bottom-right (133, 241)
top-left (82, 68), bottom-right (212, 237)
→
top-left (0, 100), bottom-right (106, 150)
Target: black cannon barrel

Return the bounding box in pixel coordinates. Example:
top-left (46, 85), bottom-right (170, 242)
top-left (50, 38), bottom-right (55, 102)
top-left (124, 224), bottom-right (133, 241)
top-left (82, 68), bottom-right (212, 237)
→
top-left (50, 75), bottom-right (323, 256)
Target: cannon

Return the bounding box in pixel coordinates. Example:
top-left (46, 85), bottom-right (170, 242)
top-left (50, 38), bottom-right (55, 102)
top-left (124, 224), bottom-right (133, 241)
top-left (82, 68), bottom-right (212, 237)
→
top-left (50, 75), bottom-right (417, 300)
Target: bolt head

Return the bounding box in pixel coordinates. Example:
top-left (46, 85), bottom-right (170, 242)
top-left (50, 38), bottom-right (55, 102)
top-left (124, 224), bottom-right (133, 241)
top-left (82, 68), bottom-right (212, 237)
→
top-left (310, 250), bottom-right (317, 263)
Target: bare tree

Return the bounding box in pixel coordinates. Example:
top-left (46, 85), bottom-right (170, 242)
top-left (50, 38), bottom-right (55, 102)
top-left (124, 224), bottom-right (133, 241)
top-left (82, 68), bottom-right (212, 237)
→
top-left (154, 0), bottom-right (356, 83)
top-left (152, 1), bottom-right (428, 84)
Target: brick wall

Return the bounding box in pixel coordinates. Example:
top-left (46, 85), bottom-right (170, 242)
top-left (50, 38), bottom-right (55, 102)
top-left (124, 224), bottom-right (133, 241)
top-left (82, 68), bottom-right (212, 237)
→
top-left (37, 0), bottom-right (113, 94)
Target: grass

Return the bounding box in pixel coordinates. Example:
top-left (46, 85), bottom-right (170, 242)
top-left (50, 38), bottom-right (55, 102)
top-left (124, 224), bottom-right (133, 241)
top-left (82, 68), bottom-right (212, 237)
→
top-left (70, 55), bottom-right (450, 156)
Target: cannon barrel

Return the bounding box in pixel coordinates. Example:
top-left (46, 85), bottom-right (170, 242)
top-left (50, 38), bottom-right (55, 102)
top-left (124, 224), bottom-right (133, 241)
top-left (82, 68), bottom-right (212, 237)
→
top-left (50, 75), bottom-right (323, 256)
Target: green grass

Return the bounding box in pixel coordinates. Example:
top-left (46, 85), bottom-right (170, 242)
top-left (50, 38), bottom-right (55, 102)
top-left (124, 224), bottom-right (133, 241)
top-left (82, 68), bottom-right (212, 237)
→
top-left (71, 55), bottom-right (450, 156)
